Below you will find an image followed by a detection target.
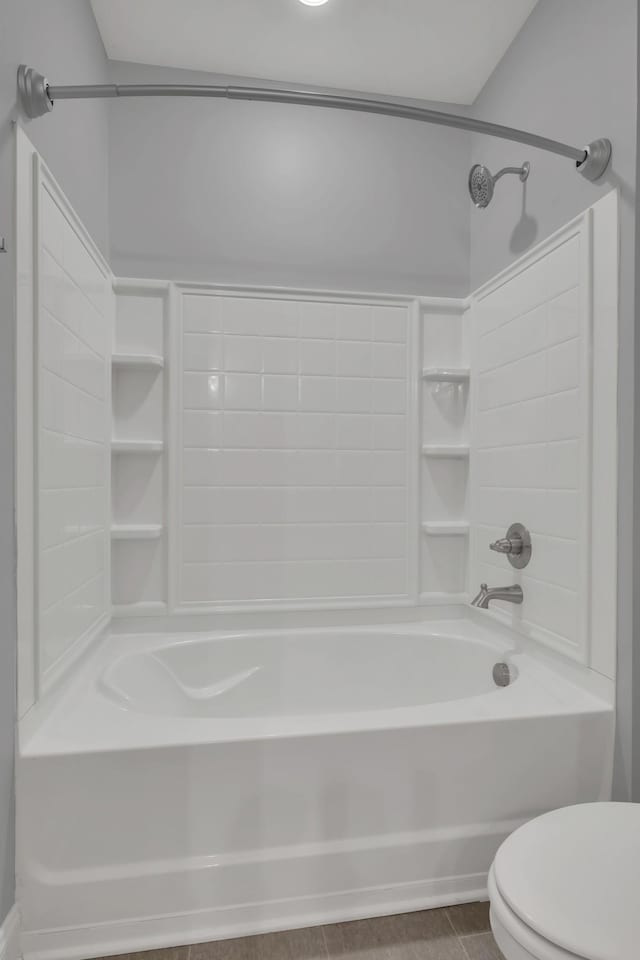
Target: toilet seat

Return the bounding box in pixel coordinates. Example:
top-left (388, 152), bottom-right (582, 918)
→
top-left (489, 865), bottom-right (593, 960)
top-left (489, 803), bottom-right (640, 960)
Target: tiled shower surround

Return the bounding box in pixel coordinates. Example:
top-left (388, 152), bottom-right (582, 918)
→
top-left (470, 217), bottom-right (598, 667)
top-left (180, 294), bottom-right (411, 605)
top-left (34, 162), bottom-right (112, 692)
top-left (110, 215), bottom-right (602, 657)
top-left (16, 133), bottom-right (617, 960)
top-left (109, 281), bottom-right (472, 615)
top-left (24, 129), bottom-right (616, 700)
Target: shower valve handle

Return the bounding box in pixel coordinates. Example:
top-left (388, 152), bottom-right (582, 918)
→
top-left (490, 536), bottom-right (523, 556)
top-left (488, 523), bottom-right (532, 570)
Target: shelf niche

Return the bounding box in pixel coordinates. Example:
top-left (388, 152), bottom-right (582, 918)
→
top-left (113, 353), bottom-right (164, 371)
top-left (422, 367), bottom-right (470, 383)
top-left (111, 283), bottom-right (169, 613)
top-left (422, 444), bottom-right (469, 459)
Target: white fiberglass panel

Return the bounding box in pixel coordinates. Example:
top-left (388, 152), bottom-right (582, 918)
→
top-left (470, 218), bottom-right (592, 663)
top-left (177, 292), bottom-right (413, 609)
top-left (36, 162), bottom-right (112, 687)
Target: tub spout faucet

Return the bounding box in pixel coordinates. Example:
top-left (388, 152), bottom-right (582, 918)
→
top-left (471, 583), bottom-right (524, 609)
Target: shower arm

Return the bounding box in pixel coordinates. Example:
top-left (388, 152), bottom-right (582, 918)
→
top-left (17, 65), bottom-right (612, 182)
top-left (492, 165), bottom-right (528, 182)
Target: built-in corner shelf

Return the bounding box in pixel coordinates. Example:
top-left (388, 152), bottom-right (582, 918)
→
top-left (111, 439), bottom-right (164, 454)
top-left (422, 444), bottom-right (469, 459)
top-left (421, 521), bottom-right (470, 537)
top-left (112, 353), bottom-right (164, 371)
top-left (111, 284), bottom-right (168, 613)
top-left (112, 601), bottom-right (168, 617)
top-left (421, 367), bottom-right (470, 383)
top-left (111, 524), bottom-right (164, 541)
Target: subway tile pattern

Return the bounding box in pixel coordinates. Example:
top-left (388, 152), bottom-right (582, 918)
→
top-left (471, 233), bottom-right (589, 658)
top-left (179, 294), bottom-right (410, 606)
top-left (37, 181), bottom-right (110, 676)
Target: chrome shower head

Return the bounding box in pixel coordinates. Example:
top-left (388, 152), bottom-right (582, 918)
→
top-left (468, 165), bottom-right (494, 208)
top-left (468, 161), bottom-right (530, 208)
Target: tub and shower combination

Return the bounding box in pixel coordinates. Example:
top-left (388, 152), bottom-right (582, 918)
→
top-left (14, 62), bottom-right (619, 960)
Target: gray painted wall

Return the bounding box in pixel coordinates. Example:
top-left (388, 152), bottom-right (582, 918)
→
top-left (107, 62), bottom-right (470, 296)
top-left (634, 2), bottom-right (640, 807)
top-left (0, 0), bottom-right (110, 924)
top-left (469, 0), bottom-right (637, 799)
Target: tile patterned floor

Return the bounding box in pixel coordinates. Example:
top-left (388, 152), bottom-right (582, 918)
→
top-left (100, 902), bottom-right (504, 960)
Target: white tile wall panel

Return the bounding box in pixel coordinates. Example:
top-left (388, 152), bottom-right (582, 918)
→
top-left (40, 251), bottom-right (108, 359)
top-left (337, 414), bottom-right (374, 449)
top-left (38, 576), bottom-right (105, 674)
top-left (182, 523), bottom-right (407, 564)
top-left (183, 332), bottom-right (223, 371)
top-left (372, 343), bottom-right (406, 378)
top-left (373, 307), bottom-right (407, 343)
top-left (373, 488), bottom-right (408, 522)
top-left (41, 310), bottom-right (106, 400)
top-left (177, 292), bottom-right (412, 607)
top-left (36, 172), bottom-right (111, 685)
top-left (40, 489), bottom-right (105, 550)
top-left (373, 379), bottom-right (406, 414)
top-left (262, 337), bottom-right (299, 373)
top-left (335, 304), bottom-right (372, 340)
top-left (301, 340), bottom-right (336, 375)
top-left (262, 375), bottom-right (299, 411)
top-left (299, 376), bottom-right (337, 412)
top-left (180, 559), bottom-right (407, 604)
top-left (183, 411), bottom-right (223, 448)
top-left (181, 485), bottom-right (386, 526)
top-left (39, 431), bottom-right (106, 489)
top-left (336, 378), bottom-right (371, 413)
top-left (335, 341), bottom-right (369, 377)
top-left (470, 225), bottom-right (591, 662)
top-left (39, 531), bottom-right (105, 613)
top-left (297, 303), bottom-right (336, 338)
top-left (41, 371), bottom-right (105, 443)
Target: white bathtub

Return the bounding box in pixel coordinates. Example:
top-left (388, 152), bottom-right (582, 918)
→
top-left (18, 614), bottom-right (614, 960)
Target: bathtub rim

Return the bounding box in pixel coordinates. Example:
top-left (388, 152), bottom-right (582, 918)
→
top-left (19, 612), bottom-right (614, 758)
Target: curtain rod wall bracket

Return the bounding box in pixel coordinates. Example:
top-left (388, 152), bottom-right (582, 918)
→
top-left (17, 64), bottom-right (611, 181)
top-left (18, 66), bottom-right (54, 118)
top-left (576, 138), bottom-right (613, 182)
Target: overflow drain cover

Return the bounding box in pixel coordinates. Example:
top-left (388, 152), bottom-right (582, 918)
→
top-left (492, 662), bottom-right (512, 687)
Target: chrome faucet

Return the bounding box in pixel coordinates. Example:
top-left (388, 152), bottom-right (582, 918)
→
top-left (471, 583), bottom-right (524, 609)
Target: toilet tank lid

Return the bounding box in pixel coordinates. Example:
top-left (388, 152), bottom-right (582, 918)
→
top-left (493, 803), bottom-right (640, 960)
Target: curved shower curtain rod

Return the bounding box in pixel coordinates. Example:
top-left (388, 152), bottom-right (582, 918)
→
top-left (17, 65), bottom-right (612, 182)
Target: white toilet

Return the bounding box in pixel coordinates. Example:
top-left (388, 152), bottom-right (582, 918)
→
top-left (488, 803), bottom-right (640, 960)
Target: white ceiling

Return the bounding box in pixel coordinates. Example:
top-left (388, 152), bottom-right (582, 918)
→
top-left (90, 0), bottom-right (539, 105)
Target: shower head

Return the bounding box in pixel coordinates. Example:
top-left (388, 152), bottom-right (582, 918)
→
top-left (468, 161), bottom-right (530, 208)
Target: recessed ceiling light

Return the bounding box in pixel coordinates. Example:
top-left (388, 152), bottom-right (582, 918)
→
top-left (298, 0), bottom-right (330, 6)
